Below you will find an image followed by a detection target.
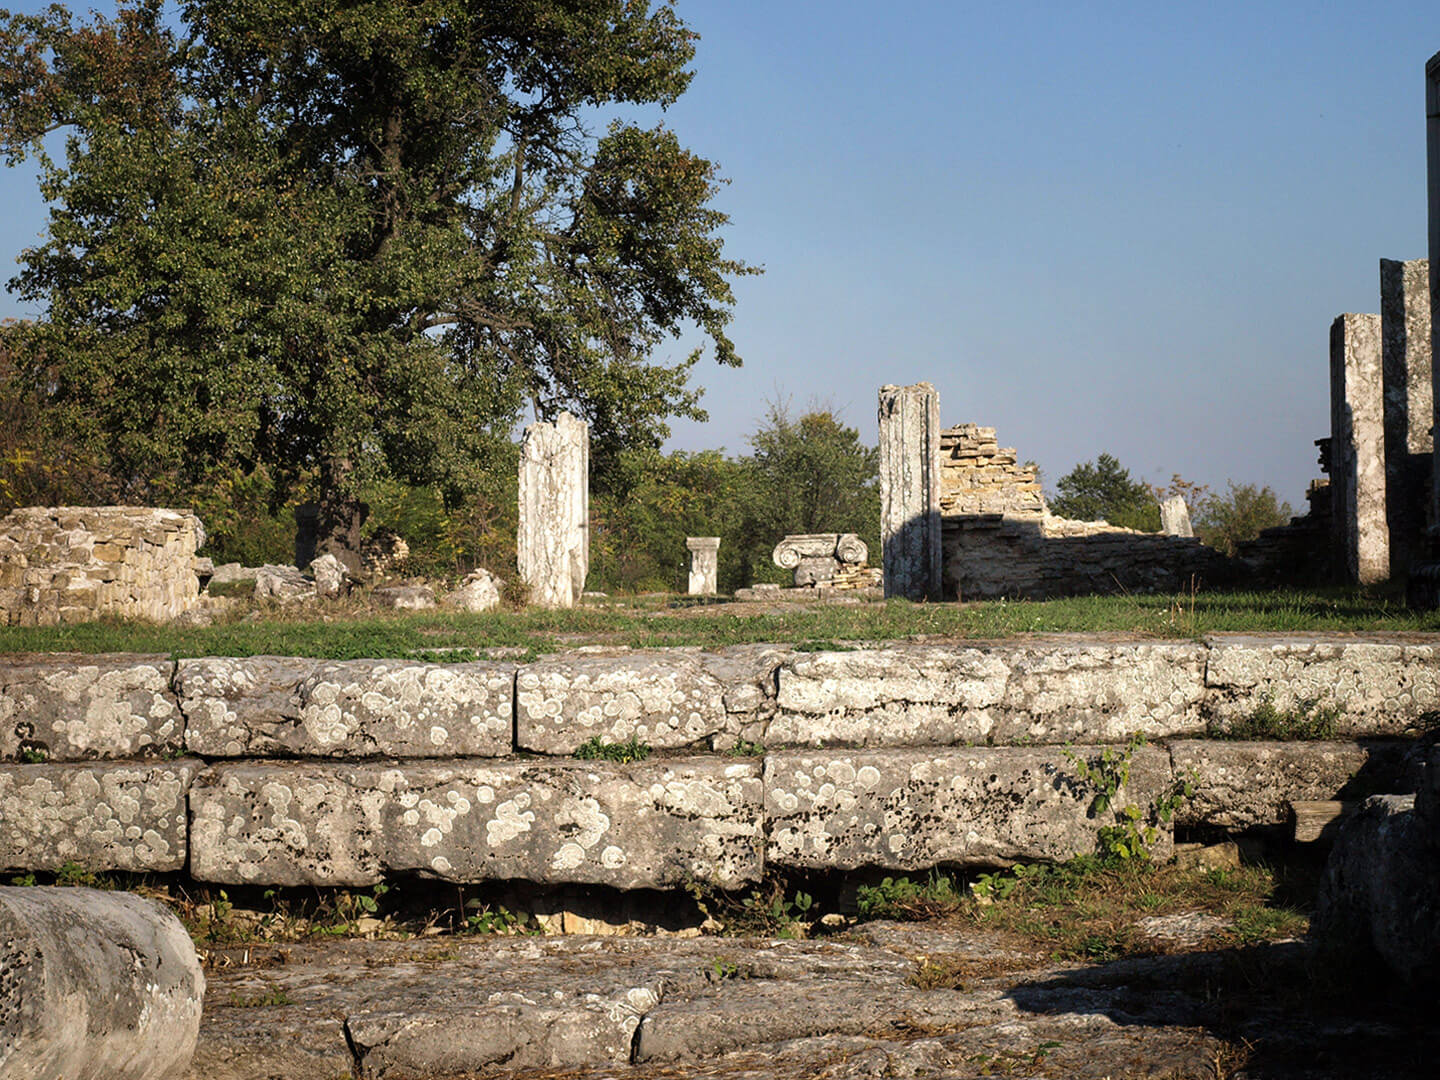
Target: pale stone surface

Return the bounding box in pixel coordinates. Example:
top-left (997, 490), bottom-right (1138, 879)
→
top-left (518, 411), bottom-right (589, 609)
top-left (0, 887), bottom-right (204, 1080)
top-left (1169, 739), bottom-right (1415, 829)
top-left (686, 537), bottom-right (720, 596)
top-left (516, 651), bottom-right (728, 753)
top-left (253, 564), bottom-right (314, 603)
top-left (0, 654), bottom-right (181, 761)
top-left (442, 568), bottom-right (502, 612)
top-left (771, 533), bottom-right (868, 587)
top-left (178, 657), bottom-right (514, 757)
top-left (1330, 313), bottom-right (1389, 584)
top-left (0, 760), bottom-right (197, 872)
top-left (767, 642), bottom-right (1206, 747)
top-left (0, 506), bottom-right (203, 626)
top-left (879, 383), bottom-right (942, 600)
top-left (189, 758), bottom-right (763, 888)
top-left (305, 553), bottom-right (348, 599)
top-left (1203, 636), bottom-right (1440, 735)
top-left (764, 745), bottom-right (1173, 870)
top-left (1380, 258), bottom-right (1433, 577)
top-left (939, 424), bottom-right (1046, 515)
top-left (370, 583), bottom-right (435, 610)
top-left (1160, 495), bottom-right (1193, 537)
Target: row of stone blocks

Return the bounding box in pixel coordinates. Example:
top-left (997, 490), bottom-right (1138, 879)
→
top-left (0, 739), bottom-right (1419, 890)
top-left (5, 637), bottom-right (1439, 762)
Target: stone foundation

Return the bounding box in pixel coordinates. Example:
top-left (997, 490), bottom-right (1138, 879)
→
top-left (0, 507), bottom-right (203, 625)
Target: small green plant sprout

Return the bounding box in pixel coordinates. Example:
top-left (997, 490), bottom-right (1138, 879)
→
top-left (1211, 696), bottom-right (1340, 740)
top-left (463, 900), bottom-right (532, 935)
top-left (17, 745), bottom-right (47, 764)
top-left (725, 740), bottom-right (765, 757)
top-left (856, 874), bottom-right (963, 920)
top-left (573, 735), bottom-right (651, 763)
top-left (227, 987), bottom-right (294, 1008)
top-left (1063, 735), bottom-right (1188, 863)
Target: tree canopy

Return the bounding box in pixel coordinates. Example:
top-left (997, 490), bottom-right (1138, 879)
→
top-left (1049, 452), bottom-right (1160, 532)
top-left (0, 0), bottom-right (753, 560)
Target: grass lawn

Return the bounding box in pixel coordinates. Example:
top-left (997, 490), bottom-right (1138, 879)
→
top-left (0, 586), bottom-right (1435, 659)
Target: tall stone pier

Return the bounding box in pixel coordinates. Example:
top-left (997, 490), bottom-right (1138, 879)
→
top-left (878, 383), bottom-right (942, 601)
top-left (1330, 313), bottom-right (1388, 585)
top-left (1429, 53), bottom-right (1440, 559)
top-left (687, 537), bottom-right (720, 596)
top-left (518, 412), bottom-right (589, 609)
top-left (1381, 258), bottom-right (1433, 578)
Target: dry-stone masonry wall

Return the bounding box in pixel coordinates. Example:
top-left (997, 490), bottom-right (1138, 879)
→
top-left (0, 636), bottom-right (1431, 888)
top-left (0, 507), bottom-right (203, 625)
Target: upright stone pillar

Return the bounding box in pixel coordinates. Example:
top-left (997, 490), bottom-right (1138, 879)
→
top-left (1159, 495), bottom-right (1193, 538)
top-left (1381, 258), bottom-right (1433, 578)
top-left (1330, 314), bottom-right (1388, 585)
top-left (1429, 52), bottom-right (1440, 558)
top-left (517, 412), bottom-right (589, 608)
top-left (686, 537), bottom-right (720, 596)
top-left (878, 382), bottom-right (942, 601)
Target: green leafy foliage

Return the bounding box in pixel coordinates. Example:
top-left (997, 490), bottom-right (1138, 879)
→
top-left (1211, 697), bottom-right (1340, 740)
top-left (573, 735), bottom-right (651, 763)
top-left (1193, 482), bottom-right (1295, 557)
top-left (0, 0), bottom-right (753, 551)
top-left (855, 873), bottom-right (963, 920)
top-left (1050, 453), bottom-right (1160, 531)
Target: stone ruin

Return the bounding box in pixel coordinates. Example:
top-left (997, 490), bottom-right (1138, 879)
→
top-left (517, 411), bottom-right (590, 609)
top-left (771, 533), bottom-right (869, 587)
top-left (686, 536), bottom-right (719, 595)
top-left (0, 506), bottom-right (204, 625)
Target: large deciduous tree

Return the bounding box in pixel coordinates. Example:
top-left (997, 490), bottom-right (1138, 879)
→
top-left (0, 0), bottom-right (752, 565)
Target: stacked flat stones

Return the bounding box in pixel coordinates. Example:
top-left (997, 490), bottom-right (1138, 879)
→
top-left (0, 636), bottom-right (1431, 891)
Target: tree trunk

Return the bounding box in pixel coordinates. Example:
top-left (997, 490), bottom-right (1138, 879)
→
top-left (310, 459), bottom-right (368, 576)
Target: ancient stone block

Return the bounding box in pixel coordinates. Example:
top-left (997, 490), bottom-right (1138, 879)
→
top-left (879, 383), bottom-right (942, 600)
top-left (1203, 636), bottom-right (1440, 735)
top-left (1159, 495), bottom-right (1193, 537)
top-left (1169, 739), bottom-right (1415, 829)
top-left (0, 654), bottom-right (181, 761)
top-left (0, 760), bottom-right (197, 872)
top-left (764, 745), bottom-right (1173, 871)
top-left (1381, 259), bottom-right (1433, 578)
top-left (178, 657), bottom-right (514, 757)
top-left (1330, 313), bottom-right (1389, 584)
top-left (253, 564), bottom-right (315, 603)
top-left (518, 412), bottom-right (589, 609)
top-left (686, 537), bottom-right (720, 596)
top-left (767, 642), bottom-right (1206, 747)
top-left (771, 533), bottom-right (867, 587)
top-left (189, 758), bottom-right (763, 889)
top-left (443, 568), bottom-right (502, 612)
top-left (0, 887), bottom-right (203, 1080)
top-left (516, 652), bottom-right (727, 753)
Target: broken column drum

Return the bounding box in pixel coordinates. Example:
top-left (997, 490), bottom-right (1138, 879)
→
top-left (1330, 313), bottom-right (1389, 585)
top-left (517, 412), bottom-right (590, 609)
top-left (878, 383), bottom-right (942, 601)
top-left (772, 533), bottom-right (868, 587)
top-left (686, 537), bottom-right (720, 595)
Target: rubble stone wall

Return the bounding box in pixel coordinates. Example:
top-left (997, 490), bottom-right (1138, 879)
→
top-left (0, 636), bottom-right (1430, 886)
top-left (0, 507), bottom-right (203, 626)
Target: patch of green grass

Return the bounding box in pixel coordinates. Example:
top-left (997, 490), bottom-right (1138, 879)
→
top-left (573, 735), bottom-right (651, 763)
top-left (1210, 697), bottom-right (1340, 740)
top-left (227, 987), bottom-right (294, 1008)
top-left (0, 586), bottom-right (1433, 659)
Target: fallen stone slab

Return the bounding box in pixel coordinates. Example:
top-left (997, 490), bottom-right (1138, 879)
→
top-left (177, 657), bottom-right (514, 757)
top-left (767, 642), bottom-right (1207, 747)
top-left (1170, 739), bottom-right (1417, 829)
top-left (764, 744), bottom-right (1174, 871)
top-left (0, 654), bottom-right (181, 761)
top-left (1204, 636), bottom-right (1440, 735)
top-left (0, 759), bottom-right (197, 872)
top-left (0, 886), bottom-right (204, 1080)
top-left (189, 757), bottom-right (763, 888)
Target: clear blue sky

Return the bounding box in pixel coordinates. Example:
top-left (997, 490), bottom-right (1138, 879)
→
top-left (4, 1), bottom-right (1440, 509)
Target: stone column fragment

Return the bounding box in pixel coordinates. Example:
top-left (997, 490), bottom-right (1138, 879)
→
top-left (878, 383), bottom-right (941, 601)
top-left (1159, 495), bottom-right (1193, 537)
top-left (518, 412), bottom-right (589, 608)
top-left (686, 537), bottom-right (720, 595)
top-left (1381, 258), bottom-right (1433, 576)
top-left (1330, 313), bottom-right (1388, 584)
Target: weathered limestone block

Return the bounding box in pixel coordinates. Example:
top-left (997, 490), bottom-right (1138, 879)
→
top-left (1329, 313), bottom-right (1388, 584)
top-left (1159, 495), bottom-right (1193, 537)
top-left (518, 411), bottom-right (589, 609)
top-left (189, 758), bottom-right (763, 889)
top-left (371, 583), bottom-right (435, 610)
top-left (1380, 258), bottom-right (1433, 576)
top-left (443, 568), bottom-right (502, 612)
top-left (0, 654), bottom-right (181, 760)
top-left (306, 553), bottom-right (349, 598)
top-left (698, 645), bottom-right (792, 750)
top-left (1169, 739), bottom-right (1415, 829)
top-left (178, 657), bottom-right (513, 757)
top-left (768, 642), bottom-right (1206, 747)
top-left (0, 887), bottom-right (204, 1080)
top-left (771, 533), bottom-right (868, 587)
top-left (1312, 794), bottom-right (1440, 983)
top-left (516, 651), bottom-right (727, 753)
top-left (879, 383), bottom-right (942, 600)
top-left (0, 760), bottom-right (197, 872)
top-left (764, 745), bottom-right (1173, 871)
top-left (253, 564), bottom-right (314, 603)
top-left (686, 537), bottom-right (720, 596)
top-left (1203, 636), bottom-right (1440, 735)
